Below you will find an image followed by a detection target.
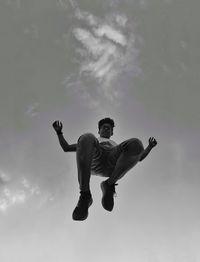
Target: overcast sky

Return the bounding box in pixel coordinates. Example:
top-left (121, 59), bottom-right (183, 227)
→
top-left (0, 0), bottom-right (200, 261)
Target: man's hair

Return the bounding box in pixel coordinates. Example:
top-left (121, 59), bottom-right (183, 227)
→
top-left (98, 117), bottom-right (115, 130)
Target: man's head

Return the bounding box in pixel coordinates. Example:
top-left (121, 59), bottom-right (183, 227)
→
top-left (98, 117), bottom-right (115, 139)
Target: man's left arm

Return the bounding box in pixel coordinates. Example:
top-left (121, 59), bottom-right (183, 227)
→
top-left (139, 137), bottom-right (157, 162)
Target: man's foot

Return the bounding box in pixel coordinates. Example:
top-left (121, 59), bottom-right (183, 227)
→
top-left (72, 191), bottom-right (93, 221)
top-left (100, 180), bottom-right (118, 212)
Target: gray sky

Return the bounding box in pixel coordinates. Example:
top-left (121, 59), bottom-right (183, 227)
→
top-left (0, 0), bottom-right (200, 261)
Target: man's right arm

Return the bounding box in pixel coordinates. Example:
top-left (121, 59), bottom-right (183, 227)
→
top-left (57, 133), bottom-right (77, 152)
top-left (52, 120), bottom-right (77, 152)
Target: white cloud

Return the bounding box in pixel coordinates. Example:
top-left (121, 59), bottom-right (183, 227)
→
top-left (56, 0), bottom-right (68, 10)
top-left (115, 15), bottom-right (128, 27)
top-left (94, 25), bottom-right (127, 46)
top-left (0, 187), bottom-right (26, 212)
top-left (66, 5), bottom-right (141, 102)
top-left (73, 27), bottom-right (121, 93)
top-left (75, 10), bottom-right (98, 26)
top-left (0, 176), bottom-right (41, 212)
top-left (0, 170), bottom-right (11, 183)
top-left (25, 103), bottom-right (39, 117)
top-left (68, 0), bottom-right (77, 10)
top-left (73, 28), bottom-right (106, 57)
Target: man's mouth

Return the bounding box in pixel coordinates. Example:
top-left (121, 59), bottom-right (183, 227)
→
top-left (103, 132), bottom-right (110, 137)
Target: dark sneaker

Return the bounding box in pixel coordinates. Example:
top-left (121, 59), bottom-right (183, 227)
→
top-left (72, 191), bottom-right (93, 221)
top-left (100, 180), bottom-right (118, 212)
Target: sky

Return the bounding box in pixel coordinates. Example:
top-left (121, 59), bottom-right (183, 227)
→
top-left (0, 0), bottom-right (200, 261)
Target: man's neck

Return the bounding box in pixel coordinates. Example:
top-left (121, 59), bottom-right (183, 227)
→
top-left (100, 136), bottom-right (111, 139)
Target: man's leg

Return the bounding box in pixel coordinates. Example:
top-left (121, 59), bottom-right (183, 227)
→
top-left (107, 138), bottom-right (144, 184)
top-left (101, 138), bottom-right (144, 211)
top-left (76, 133), bottom-right (97, 192)
top-left (73, 133), bottom-right (97, 221)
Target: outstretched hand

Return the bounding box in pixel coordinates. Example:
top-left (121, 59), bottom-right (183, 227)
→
top-left (148, 137), bottom-right (157, 148)
top-left (52, 120), bottom-right (63, 133)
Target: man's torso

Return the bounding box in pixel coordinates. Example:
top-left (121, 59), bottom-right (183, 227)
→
top-left (97, 137), bottom-right (118, 150)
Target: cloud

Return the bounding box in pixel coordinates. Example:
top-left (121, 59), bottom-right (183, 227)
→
top-left (56, 0), bottom-right (68, 10)
top-left (73, 28), bottom-right (108, 57)
top-left (64, 3), bottom-right (141, 103)
top-left (0, 187), bottom-right (26, 212)
top-left (94, 25), bottom-right (127, 46)
top-left (0, 171), bottom-right (11, 184)
top-left (75, 9), bottom-right (98, 27)
top-left (25, 103), bottom-right (39, 117)
top-left (0, 175), bottom-right (47, 213)
top-left (73, 21), bottom-right (125, 88)
top-left (115, 14), bottom-right (128, 27)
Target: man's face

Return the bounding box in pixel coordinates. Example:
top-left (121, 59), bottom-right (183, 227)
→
top-left (98, 123), bottom-right (113, 138)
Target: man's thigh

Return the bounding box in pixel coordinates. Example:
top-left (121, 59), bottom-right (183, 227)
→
top-left (119, 138), bottom-right (144, 155)
top-left (107, 138), bottom-right (144, 164)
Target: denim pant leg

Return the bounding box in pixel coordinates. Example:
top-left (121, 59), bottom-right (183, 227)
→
top-left (106, 138), bottom-right (144, 172)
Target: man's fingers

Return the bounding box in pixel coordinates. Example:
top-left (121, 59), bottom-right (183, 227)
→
top-left (152, 138), bottom-right (157, 145)
top-left (53, 120), bottom-right (60, 128)
top-left (52, 120), bottom-right (63, 131)
top-left (149, 137), bottom-right (157, 147)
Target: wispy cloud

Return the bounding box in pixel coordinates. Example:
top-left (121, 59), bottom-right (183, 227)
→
top-left (25, 103), bottom-right (39, 117)
top-left (65, 2), bottom-right (141, 103)
top-left (0, 170), bottom-right (11, 184)
top-left (0, 176), bottom-right (39, 212)
top-left (74, 9), bottom-right (98, 27)
top-left (115, 14), bottom-right (128, 27)
top-left (56, 0), bottom-right (68, 10)
top-left (0, 173), bottom-right (55, 212)
top-left (0, 187), bottom-right (26, 212)
top-left (94, 25), bottom-right (127, 46)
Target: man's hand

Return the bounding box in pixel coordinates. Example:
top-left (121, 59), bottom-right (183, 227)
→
top-left (148, 137), bottom-right (157, 148)
top-left (52, 120), bottom-right (63, 134)
top-left (139, 137), bottom-right (157, 162)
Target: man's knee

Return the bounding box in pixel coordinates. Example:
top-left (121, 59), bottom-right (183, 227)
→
top-left (121, 138), bottom-right (144, 155)
top-left (78, 133), bottom-right (97, 144)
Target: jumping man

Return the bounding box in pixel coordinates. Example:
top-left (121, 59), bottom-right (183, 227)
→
top-left (52, 118), bottom-right (157, 221)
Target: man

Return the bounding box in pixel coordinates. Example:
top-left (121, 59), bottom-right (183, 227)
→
top-left (52, 117), bottom-right (157, 221)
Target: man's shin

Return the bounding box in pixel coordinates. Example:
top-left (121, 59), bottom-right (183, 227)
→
top-left (107, 154), bottom-right (139, 184)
